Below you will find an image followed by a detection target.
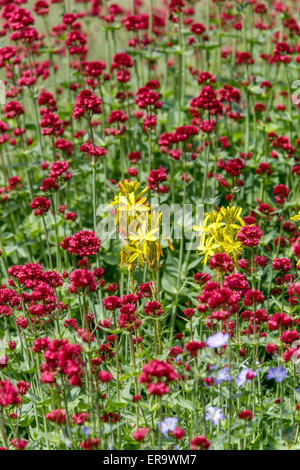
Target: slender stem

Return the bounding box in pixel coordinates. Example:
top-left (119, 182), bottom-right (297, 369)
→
top-left (42, 215), bottom-right (53, 269)
top-left (0, 407), bottom-right (8, 449)
top-left (227, 338), bottom-right (232, 449)
top-left (113, 311), bottom-right (120, 402)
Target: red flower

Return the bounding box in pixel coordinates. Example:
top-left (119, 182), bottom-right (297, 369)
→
top-left (209, 253), bottom-right (234, 273)
top-left (144, 300), bottom-right (163, 317)
top-left (272, 257), bottom-right (292, 272)
top-left (80, 437), bottom-right (99, 450)
top-left (186, 340), bottom-right (206, 357)
top-left (0, 380), bottom-right (21, 407)
top-left (238, 409), bottom-right (253, 420)
top-left (72, 89), bottom-right (102, 120)
top-left (273, 184), bottom-right (290, 205)
top-left (98, 371), bottom-right (113, 383)
top-left (72, 412), bottom-right (89, 425)
top-left (62, 230), bottom-right (100, 257)
top-left (172, 427), bottom-right (185, 440)
top-left (237, 225), bottom-right (263, 247)
top-left (138, 360), bottom-right (178, 396)
top-left (30, 197), bottom-right (50, 216)
top-left (132, 427), bottom-right (149, 442)
top-left (190, 435), bottom-right (210, 450)
top-left (190, 23), bottom-right (206, 35)
top-left (148, 166), bottom-right (168, 193)
top-left (68, 269), bottom-right (97, 293)
top-left (46, 409), bottom-right (67, 425)
top-left (10, 438), bottom-right (27, 450)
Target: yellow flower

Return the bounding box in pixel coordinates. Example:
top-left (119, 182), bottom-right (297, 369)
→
top-left (193, 206), bottom-right (244, 264)
top-left (109, 181), bottom-right (172, 273)
top-left (222, 237), bottom-right (243, 262)
top-left (219, 206), bottom-right (244, 226)
top-left (219, 206), bottom-right (245, 238)
top-left (197, 236), bottom-right (221, 265)
top-left (109, 179), bottom-right (149, 225)
top-left (118, 179), bottom-right (148, 199)
top-left (291, 211), bottom-right (300, 226)
top-left (129, 218), bottom-right (159, 258)
top-left (121, 243), bottom-right (142, 271)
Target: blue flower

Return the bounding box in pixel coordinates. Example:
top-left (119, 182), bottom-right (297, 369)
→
top-left (205, 406), bottom-right (225, 425)
top-left (174, 355), bottom-right (182, 363)
top-left (213, 367), bottom-right (231, 385)
top-left (235, 368), bottom-right (256, 387)
top-left (83, 425), bottom-right (90, 437)
top-left (158, 417), bottom-right (178, 439)
top-left (267, 366), bottom-right (287, 383)
top-left (206, 332), bottom-right (229, 348)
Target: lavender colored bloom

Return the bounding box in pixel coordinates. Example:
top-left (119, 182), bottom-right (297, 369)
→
top-left (235, 368), bottom-right (256, 387)
top-left (206, 332), bottom-right (229, 348)
top-left (267, 366), bottom-right (287, 383)
top-left (83, 425), bottom-right (90, 437)
top-left (158, 417), bottom-right (178, 438)
top-left (213, 367), bottom-right (231, 385)
top-left (205, 406), bottom-right (225, 425)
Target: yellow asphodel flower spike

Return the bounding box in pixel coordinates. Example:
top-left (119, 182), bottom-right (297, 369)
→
top-left (166, 237), bottom-right (174, 251)
top-left (291, 211), bottom-right (300, 227)
top-left (194, 206), bottom-right (244, 265)
top-left (198, 237), bottom-right (221, 265)
top-left (291, 212), bottom-right (300, 221)
top-left (110, 183), bottom-right (150, 227)
top-left (109, 181), bottom-right (173, 274)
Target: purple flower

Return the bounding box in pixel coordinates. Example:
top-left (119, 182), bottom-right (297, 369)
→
top-left (235, 368), bottom-right (256, 387)
top-left (158, 417), bottom-right (178, 439)
top-left (213, 367), bottom-right (231, 385)
top-left (205, 406), bottom-right (225, 425)
top-left (267, 366), bottom-right (287, 383)
top-left (206, 332), bottom-right (229, 348)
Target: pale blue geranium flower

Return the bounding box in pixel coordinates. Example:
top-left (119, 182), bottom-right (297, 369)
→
top-left (213, 367), bottom-right (231, 385)
top-left (267, 366), bottom-right (287, 383)
top-left (158, 417), bottom-right (178, 438)
top-left (206, 332), bottom-right (229, 348)
top-left (235, 368), bottom-right (256, 387)
top-left (205, 406), bottom-right (225, 425)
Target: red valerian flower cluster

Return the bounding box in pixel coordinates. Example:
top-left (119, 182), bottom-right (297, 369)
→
top-left (38, 338), bottom-right (84, 386)
top-left (138, 360), bottom-right (178, 396)
top-left (0, 380), bottom-right (21, 407)
top-left (72, 89), bottom-right (102, 120)
top-left (30, 196), bottom-right (51, 216)
top-left (237, 225), bottom-right (263, 247)
top-left (60, 230), bottom-right (100, 257)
